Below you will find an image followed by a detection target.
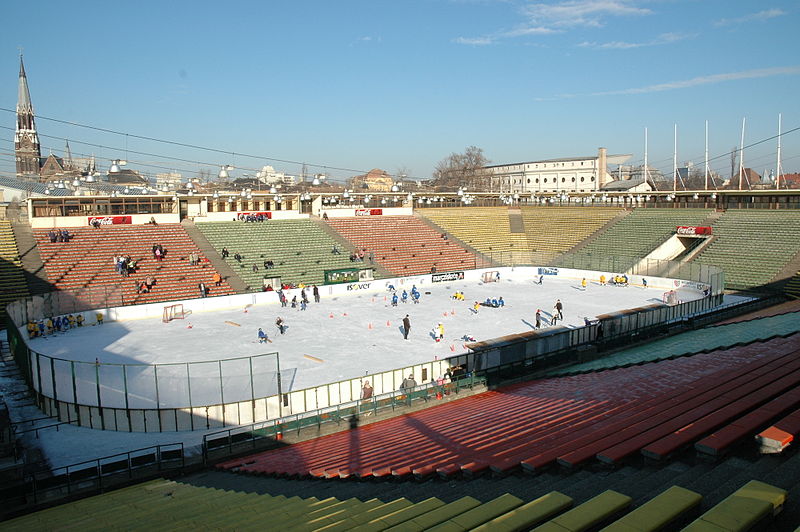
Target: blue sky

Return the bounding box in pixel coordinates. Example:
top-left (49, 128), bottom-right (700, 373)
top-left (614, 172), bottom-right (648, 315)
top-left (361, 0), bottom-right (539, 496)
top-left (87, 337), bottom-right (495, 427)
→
top-left (2, 0), bottom-right (799, 183)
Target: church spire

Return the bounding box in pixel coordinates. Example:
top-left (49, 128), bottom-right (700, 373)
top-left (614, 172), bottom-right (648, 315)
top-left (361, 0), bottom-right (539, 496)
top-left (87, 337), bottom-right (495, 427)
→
top-left (15, 55), bottom-right (42, 177)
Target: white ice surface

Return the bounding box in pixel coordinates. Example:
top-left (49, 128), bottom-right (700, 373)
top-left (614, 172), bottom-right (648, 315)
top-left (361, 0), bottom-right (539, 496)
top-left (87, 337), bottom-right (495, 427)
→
top-left (4, 277), bottom-right (714, 468)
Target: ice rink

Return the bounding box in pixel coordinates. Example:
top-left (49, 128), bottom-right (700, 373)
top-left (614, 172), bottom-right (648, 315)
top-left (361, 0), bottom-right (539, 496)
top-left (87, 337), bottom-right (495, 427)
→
top-left (28, 275), bottom-right (701, 393)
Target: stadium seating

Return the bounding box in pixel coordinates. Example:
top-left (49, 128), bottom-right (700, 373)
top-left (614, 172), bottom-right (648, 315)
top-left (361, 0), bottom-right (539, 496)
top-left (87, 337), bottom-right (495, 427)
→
top-left (3, 477), bottom-right (788, 531)
top-left (683, 480), bottom-right (786, 531)
top-left (520, 206), bottom-right (624, 263)
top-left (325, 216), bottom-right (477, 276)
top-left (0, 220), bottom-right (29, 322)
top-left (33, 224), bottom-right (234, 307)
top-left (695, 210), bottom-right (800, 290)
top-left (195, 220), bottom-right (356, 289)
top-left (573, 208), bottom-right (713, 270)
top-left (545, 311), bottom-right (800, 377)
top-left (418, 207), bottom-right (532, 265)
top-left (786, 271), bottom-right (800, 299)
top-left (215, 333), bottom-right (800, 480)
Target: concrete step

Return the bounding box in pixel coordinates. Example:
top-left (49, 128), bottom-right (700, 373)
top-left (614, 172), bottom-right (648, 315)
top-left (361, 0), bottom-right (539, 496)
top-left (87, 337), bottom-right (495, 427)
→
top-left (10, 220), bottom-right (52, 296)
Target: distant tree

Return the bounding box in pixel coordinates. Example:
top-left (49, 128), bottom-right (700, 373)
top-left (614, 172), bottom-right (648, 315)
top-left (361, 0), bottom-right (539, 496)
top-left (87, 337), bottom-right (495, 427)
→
top-left (432, 146), bottom-right (489, 190)
top-left (730, 147), bottom-right (738, 181)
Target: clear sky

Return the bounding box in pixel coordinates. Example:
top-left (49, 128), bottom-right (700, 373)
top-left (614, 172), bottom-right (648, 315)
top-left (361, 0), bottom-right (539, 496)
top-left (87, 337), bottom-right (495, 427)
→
top-left (1, 0), bottom-right (798, 183)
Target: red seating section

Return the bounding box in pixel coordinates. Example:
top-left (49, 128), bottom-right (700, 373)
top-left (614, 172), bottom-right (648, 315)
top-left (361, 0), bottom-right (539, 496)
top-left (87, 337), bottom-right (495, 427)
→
top-left (325, 216), bottom-right (477, 276)
top-left (217, 333), bottom-right (800, 479)
top-left (34, 224), bottom-right (234, 307)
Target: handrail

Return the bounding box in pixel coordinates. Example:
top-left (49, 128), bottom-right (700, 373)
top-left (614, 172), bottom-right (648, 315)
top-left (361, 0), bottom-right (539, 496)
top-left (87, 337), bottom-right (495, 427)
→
top-left (27, 442), bottom-right (185, 504)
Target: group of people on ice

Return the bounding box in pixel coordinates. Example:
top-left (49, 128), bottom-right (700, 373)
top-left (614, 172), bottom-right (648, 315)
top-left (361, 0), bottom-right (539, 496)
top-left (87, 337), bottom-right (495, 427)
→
top-left (390, 285), bottom-right (421, 306)
top-left (27, 313), bottom-right (86, 338)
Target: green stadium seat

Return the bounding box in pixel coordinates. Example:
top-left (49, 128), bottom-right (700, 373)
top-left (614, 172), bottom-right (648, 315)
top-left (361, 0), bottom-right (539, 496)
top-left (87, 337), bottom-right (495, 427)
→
top-left (532, 490), bottom-right (632, 531)
top-left (471, 491), bottom-right (573, 532)
top-left (682, 480), bottom-right (786, 532)
top-left (599, 485), bottom-right (701, 531)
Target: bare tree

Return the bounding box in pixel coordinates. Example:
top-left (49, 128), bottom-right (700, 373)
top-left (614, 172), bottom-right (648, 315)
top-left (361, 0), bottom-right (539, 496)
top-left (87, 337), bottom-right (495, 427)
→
top-left (432, 146), bottom-right (489, 190)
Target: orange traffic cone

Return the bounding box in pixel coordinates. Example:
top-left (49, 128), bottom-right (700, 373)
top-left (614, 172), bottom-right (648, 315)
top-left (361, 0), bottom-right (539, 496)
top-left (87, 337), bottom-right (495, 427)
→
top-left (329, 313), bottom-right (334, 319)
top-left (450, 344), bottom-right (455, 352)
top-left (368, 322), bottom-right (373, 329)
top-left (386, 320), bottom-right (391, 327)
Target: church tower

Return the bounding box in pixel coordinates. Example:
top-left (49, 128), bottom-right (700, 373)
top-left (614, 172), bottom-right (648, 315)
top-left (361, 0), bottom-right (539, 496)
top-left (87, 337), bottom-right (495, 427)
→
top-left (15, 55), bottom-right (42, 177)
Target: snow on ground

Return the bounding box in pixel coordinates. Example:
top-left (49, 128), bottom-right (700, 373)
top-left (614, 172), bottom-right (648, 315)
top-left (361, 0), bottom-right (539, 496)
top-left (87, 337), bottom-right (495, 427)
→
top-left (4, 276), bottom-right (714, 468)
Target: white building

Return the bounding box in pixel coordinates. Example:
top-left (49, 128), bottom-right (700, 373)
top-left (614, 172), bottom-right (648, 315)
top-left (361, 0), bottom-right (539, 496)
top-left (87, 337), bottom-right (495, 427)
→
top-left (483, 148), bottom-right (631, 194)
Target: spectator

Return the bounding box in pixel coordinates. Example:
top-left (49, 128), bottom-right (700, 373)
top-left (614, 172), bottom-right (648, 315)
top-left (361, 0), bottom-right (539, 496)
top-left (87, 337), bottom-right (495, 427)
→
top-left (198, 282), bottom-right (208, 298)
top-left (221, 247), bottom-right (229, 259)
top-left (400, 374), bottom-right (417, 391)
top-left (361, 380), bottom-right (373, 400)
top-left (212, 272), bottom-right (222, 286)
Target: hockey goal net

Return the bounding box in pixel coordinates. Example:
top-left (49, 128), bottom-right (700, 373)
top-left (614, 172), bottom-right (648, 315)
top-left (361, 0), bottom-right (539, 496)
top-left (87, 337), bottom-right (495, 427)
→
top-left (482, 271), bottom-right (499, 283)
top-left (662, 290), bottom-right (678, 306)
top-left (162, 304), bottom-right (185, 322)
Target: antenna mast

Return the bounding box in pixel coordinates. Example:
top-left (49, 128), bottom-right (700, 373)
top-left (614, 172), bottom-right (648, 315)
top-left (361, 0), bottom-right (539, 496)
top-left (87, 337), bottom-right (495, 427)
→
top-left (673, 124), bottom-right (678, 192)
top-left (776, 113), bottom-right (783, 190)
top-left (738, 118), bottom-right (747, 190)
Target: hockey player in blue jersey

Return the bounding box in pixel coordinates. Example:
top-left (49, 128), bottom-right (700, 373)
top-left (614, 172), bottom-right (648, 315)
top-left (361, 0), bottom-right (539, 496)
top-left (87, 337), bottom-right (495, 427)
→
top-left (391, 293), bottom-right (398, 307)
top-left (401, 290), bottom-right (408, 303)
top-left (258, 328), bottom-right (268, 343)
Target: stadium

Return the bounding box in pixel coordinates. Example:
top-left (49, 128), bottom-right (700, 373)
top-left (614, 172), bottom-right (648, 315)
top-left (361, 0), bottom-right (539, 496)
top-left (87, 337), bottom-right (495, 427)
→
top-left (2, 191), bottom-right (800, 530)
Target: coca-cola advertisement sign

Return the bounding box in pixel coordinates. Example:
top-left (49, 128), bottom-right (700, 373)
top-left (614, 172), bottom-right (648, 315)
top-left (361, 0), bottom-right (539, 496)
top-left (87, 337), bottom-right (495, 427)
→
top-left (676, 226), bottom-right (712, 236)
top-left (88, 216), bottom-right (132, 225)
top-left (355, 209), bottom-right (383, 216)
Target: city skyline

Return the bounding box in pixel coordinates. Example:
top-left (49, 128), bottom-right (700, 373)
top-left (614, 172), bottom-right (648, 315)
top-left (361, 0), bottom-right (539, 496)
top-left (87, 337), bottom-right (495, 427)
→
top-left (1, 0), bottom-right (798, 183)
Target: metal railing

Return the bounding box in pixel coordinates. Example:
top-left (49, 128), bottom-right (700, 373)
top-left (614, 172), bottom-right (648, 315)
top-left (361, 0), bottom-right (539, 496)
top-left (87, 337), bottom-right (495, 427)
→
top-left (21, 443), bottom-right (185, 506)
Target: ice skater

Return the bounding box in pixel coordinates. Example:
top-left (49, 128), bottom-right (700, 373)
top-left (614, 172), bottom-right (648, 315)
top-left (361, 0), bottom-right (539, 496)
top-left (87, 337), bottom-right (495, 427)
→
top-left (555, 299), bottom-right (563, 320)
top-left (535, 309), bottom-right (542, 329)
top-left (435, 322), bottom-right (445, 342)
top-left (402, 314), bottom-right (411, 340)
top-left (276, 317), bottom-right (285, 335)
top-left (391, 293), bottom-right (398, 307)
top-left (258, 328), bottom-right (269, 343)
top-left (581, 278), bottom-right (587, 290)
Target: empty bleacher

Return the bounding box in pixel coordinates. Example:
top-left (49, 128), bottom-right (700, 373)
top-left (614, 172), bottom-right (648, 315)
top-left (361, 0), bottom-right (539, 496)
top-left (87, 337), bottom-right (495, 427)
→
top-left (573, 208), bottom-right (713, 271)
top-left (0, 476), bottom-right (789, 531)
top-left (325, 216), bottom-right (477, 276)
top-left (520, 206), bottom-right (624, 263)
top-left (195, 220), bottom-right (357, 289)
top-left (695, 209), bottom-right (800, 290)
top-left (418, 207), bottom-right (531, 265)
top-left (33, 224), bottom-right (233, 307)
top-left (545, 311), bottom-right (800, 377)
top-left (0, 220), bottom-right (29, 323)
top-left (217, 332), bottom-right (800, 481)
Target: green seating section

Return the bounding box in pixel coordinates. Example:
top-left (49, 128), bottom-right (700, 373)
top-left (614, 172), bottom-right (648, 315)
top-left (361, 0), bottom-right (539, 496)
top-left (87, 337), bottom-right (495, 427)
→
top-left (0, 220), bottom-right (29, 322)
top-left (695, 210), bottom-right (800, 290)
top-left (419, 207), bottom-right (532, 265)
top-left (683, 480), bottom-right (786, 531)
top-left (0, 480), bottom-right (788, 531)
top-left (196, 220), bottom-right (357, 290)
top-left (545, 311), bottom-right (800, 377)
top-left (521, 206), bottom-right (624, 263)
top-left (600, 486), bottom-right (701, 531)
top-left (533, 490), bottom-right (631, 531)
top-left (574, 208), bottom-right (713, 270)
